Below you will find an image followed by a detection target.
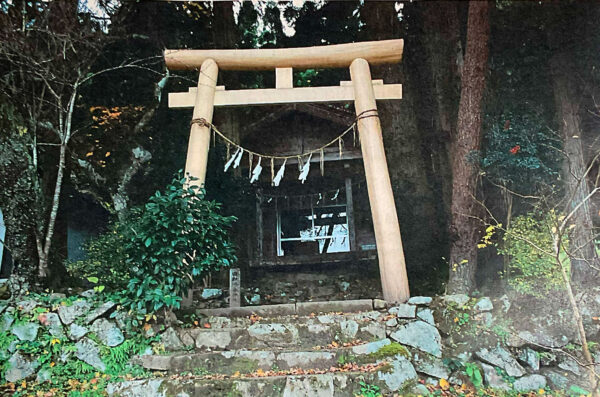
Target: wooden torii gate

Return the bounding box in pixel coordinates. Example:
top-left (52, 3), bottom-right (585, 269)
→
top-left (164, 39), bottom-right (410, 303)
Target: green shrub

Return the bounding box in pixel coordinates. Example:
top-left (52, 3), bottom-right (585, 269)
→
top-left (67, 174), bottom-right (237, 321)
top-left (356, 381), bottom-right (382, 397)
top-left (499, 210), bottom-right (567, 296)
top-left (66, 221), bottom-right (132, 290)
top-left (119, 174), bottom-right (236, 321)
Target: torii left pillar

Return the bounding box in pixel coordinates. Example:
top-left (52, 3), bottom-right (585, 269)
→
top-left (185, 58), bottom-right (218, 189)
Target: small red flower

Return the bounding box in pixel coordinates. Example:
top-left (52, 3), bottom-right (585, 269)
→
top-left (509, 145), bottom-right (521, 154)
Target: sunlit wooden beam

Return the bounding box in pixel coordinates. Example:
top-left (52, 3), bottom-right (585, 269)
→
top-left (164, 39), bottom-right (403, 71)
top-left (169, 83), bottom-right (402, 108)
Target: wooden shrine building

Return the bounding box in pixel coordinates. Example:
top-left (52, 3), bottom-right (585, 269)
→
top-left (240, 104), bottom-right (377, 267)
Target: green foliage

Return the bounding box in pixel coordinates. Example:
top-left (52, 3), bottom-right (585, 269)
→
top-left (1, 302), bottom-right (155, 396)
top-left (101, 334), bottom-right (157, 375)
top-left (498, 211), bottom-right (567, 296)
top-left (481, 111), bottom-right (560, 193)
top-left (0, 330), bottom-right (17, 379)
top-left (336, 353), bottom-right (356, 366)
top-left (66, 226), bottom-right (132, 290)
top-left (442, 360), bottom-right (483, 389)
top-left (464, 362), bottom-right (483, 388)
top-left (356, 381), bottom-right (382, 397)
top-left (68, 173), bottom-right (236, 320)
top-left (495, 366), bottom-right (517, 384)
top-left (119, 174), bottom-right (236, 321)
top-left (569, 385), bottom-right (591, 396)
top-left (455, 312), bottom-right (470, 326)
top-left (442, 357), bottom-right (463, 373)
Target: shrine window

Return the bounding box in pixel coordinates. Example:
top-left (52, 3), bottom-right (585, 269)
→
top-left (276, 197), bottom-right (350, 257)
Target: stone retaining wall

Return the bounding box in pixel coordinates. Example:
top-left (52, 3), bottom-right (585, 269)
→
top-left (1, 286), bottom-right (599, 395)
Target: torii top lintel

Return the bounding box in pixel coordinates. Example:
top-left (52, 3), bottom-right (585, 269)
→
top-left (164, 39), bottom-right (403, 71)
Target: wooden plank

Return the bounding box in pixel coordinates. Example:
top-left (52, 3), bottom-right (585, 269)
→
top-left (276, 68), bottom-right (293, 88)
top-left (340, 80), bottom-right (382, 86)
top-left (189, 86), bottom-right (225, 91)
top-left (164, 39), bottom-right (403, 71)
top-left (169, 83), bottom-right (402, 108)
top-left (256, 188), bottom-right (263, 264)
top-left (345, 177), bottom-right (357, 252)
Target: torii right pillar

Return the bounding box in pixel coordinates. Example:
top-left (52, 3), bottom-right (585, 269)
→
top-left (350, 58), bottom-right (410, 303)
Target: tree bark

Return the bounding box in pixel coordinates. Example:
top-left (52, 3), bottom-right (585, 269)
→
top-left (550, 51), bottom-right (599, 285)
top-left (38, 140), bottom-right (66, 277)
top-left (447, 1), bottom-right (490, 294)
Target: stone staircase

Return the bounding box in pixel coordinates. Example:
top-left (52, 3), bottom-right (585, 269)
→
top-left (110, 299), bottom-right (437, 396)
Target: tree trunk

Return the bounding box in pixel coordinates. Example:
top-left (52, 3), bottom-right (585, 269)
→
top-left (38, 141), bottom-right (67, 278)
top-left (447, 1), bottom-right (490, 294)
top-left (550, 51), bottom-right (599, 285)
top-left (421, 1), bottom-right (462, 217)
top-left (111, 146), bottom-right (152, 221)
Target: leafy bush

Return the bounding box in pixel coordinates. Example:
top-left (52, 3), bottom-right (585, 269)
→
top-left (481, 112), bottom-right (560, 193)
top-left (498, 211), bottom-right (568, 296)
top-left (119, 175), bottom-right (236, 320)
top-left (356, 381), bottom-right (382, 397)
top-left (67, 174), bottom-right (237, 320)
top-left (66, 221), bottom-right (131, 290)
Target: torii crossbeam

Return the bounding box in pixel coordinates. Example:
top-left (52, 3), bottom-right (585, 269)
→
top-left (163, 39), bottom-right (410, 303)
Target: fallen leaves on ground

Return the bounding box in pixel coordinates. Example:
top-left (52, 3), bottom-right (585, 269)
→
top-left (165, 361), bottom-right (388, 383)
top-left (314, 339), bottom-right (364, 350)
top-left (249, 313), bottom-right (262, 324)
top-left (423, 379), bottom-right (555, 397)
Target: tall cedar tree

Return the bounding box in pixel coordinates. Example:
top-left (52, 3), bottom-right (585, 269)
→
top-left (447, 1), bottom-right (490, 294)
top-left (548, 14), bottom-right (599, 285)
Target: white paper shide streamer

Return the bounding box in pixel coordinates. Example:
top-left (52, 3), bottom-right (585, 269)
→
top-left (233, 147), bottom-right (244, 168)
top-left (224, 147), bottom-right (241, 172)
top-left (273, 159), bottom-right (286, 187)
top-left (250, 157), bottom-right (263, 183)
top-left (298, 153), bottom-right (312, 184)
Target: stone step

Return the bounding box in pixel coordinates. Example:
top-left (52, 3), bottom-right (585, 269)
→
top-left (135, 338), bottom-right (394, 374)
top-left (108, 360), bottom-right (425, 397)
top-left (197, 309), bottom-right (388, 331)
top-left (174, 317), bottom-right (387, 352)
top-left (195, 299), bottom-right (385, 318)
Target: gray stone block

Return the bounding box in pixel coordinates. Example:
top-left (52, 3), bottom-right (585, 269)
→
top-left (296, 300), bottom-right (373, 315)
top-left (5, 352), bottom-right (39, 382)
top-left (514, 374), bottom-right (546, 392)
top-left (377, 355), bottom-right (418, 391)
top-left (388, 304), bottom-right (416, 318)
top-left (12, 322), bottom-right (40, 341)
top-left (407, 296), bottom-right (432, 306)
top-left (475, 346), bottom-right (525, 377)
top-left (390, 321), bottom-right (442, 358)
